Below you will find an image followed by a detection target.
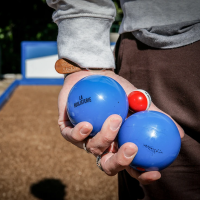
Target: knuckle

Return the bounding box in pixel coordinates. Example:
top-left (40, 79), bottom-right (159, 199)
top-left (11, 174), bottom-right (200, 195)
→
top-left (58, 119), bottom-right (62, 126)
top-left (90, 147), bottom-right (103, 156)
top-left (102, 135), bottom-right (114, 145)
top-left (116, 157), bottom-right (126, 167)
top-left (61, 132), bottom-right (70, 142)
top-left (70, 132), bottom-right (80, 142)
top-left (104, 169), bottom-right (113, 176)
top-left (70, 132), bottom-right (77, 140)
top-left (58, 120), bottom-right (66, 132)
top-left (102, 164), bottom-right (116, 176)
top-left (60, 127), bottom-right (74, 142)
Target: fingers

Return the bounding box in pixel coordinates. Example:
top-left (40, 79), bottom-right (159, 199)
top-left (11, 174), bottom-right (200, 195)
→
top-left (58, 73), bottom-right (88, 123)
top-left (60, 113), bottom-right (122, 153)
top-left (100, 143), bottom-right (138, 176)
top-left (107, 141), bottom-right (118, 153)
top-left (99, 142), bottom-right (161, 185)
top-left (61, 121), bottom-right (93, 149)
top-left (171, 120), bottom-right (185, 138)
top-left (86, 114), bottom-right (122, 156)
top-left (126, 167), bottom-right (161, 185)
top-left (58, 74), bottom-right (94, 149)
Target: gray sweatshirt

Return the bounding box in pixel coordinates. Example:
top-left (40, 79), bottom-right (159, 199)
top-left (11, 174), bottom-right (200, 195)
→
top-left (46, 0), bottom-right (200, 69)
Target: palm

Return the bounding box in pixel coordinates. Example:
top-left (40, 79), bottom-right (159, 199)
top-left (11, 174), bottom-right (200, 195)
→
top-left (57, 70), bottom-right (184, 184)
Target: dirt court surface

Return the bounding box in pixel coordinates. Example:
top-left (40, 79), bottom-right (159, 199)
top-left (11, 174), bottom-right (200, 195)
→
top-left (0, 86), bottom-right (118, 200)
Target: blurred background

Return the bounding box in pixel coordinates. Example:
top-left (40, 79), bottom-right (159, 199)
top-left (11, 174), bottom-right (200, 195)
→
top-left (0, 1), bottom-right (123, 200)
top-left (0, 0), bottom-right (123, 76)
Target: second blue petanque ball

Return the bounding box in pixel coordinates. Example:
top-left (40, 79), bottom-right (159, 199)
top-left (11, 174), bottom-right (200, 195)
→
top-left (118, 111), bottom-right (181, 171)
top-left (67, 75), bottom-right (129, 136)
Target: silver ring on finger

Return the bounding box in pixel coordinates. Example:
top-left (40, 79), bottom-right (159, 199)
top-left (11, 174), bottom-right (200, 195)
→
top-left (83, 142), bottom-right (90, 153)
top-left (96, 155), bottom-right (104, 171)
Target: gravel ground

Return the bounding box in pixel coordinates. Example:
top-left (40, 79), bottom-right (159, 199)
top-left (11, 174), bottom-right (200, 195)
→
top-left (0, 86), bottom-right (118, 200)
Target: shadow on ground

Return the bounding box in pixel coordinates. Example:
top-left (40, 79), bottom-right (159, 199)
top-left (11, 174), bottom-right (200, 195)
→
top-left (30, 178), bottom-right (67, 200)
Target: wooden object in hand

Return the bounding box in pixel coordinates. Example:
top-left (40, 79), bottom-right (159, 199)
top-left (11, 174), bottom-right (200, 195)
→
top-left (55, 58), bottom-right (82, 74)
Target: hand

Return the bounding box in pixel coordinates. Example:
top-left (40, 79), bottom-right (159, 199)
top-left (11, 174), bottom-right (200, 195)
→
top-left (58, 69), bottom-right (184, 185)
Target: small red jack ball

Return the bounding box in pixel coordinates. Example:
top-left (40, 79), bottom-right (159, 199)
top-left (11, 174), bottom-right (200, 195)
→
top-left (128, 89), bottom-right (151, 112)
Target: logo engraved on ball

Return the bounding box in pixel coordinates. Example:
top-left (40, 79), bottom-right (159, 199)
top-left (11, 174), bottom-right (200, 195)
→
top-left (74, 96), bottom-right (92, 108)
top-left (143, 144), bottom-right (163, 155)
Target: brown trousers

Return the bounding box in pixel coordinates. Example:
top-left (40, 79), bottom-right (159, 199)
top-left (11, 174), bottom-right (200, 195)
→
top-left (115, 32), bottom-right (200, 200)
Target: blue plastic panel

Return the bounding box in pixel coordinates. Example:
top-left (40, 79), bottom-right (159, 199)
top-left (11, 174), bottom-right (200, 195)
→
top-left (21, 41), bottom-right (58, 79)
top-left (0, 80), bottom-right (20, 110)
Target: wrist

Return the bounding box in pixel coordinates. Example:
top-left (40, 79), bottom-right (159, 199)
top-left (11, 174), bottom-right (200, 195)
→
top-left (55, 58), bottom-right (114, 79)
top-left (64, 68), bottom-right (114, 80)
top-left (66, 68), bottom-right (115, 78)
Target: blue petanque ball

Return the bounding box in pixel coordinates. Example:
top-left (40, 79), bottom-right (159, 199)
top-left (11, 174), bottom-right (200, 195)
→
top-left (67, 75), bottom-right (129, 136)
top-left (118, 111), bottom-right (181, 171)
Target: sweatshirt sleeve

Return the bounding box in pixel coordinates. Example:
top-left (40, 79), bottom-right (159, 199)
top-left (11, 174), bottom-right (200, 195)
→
top-left (46, 0), bottom-right (116, 69)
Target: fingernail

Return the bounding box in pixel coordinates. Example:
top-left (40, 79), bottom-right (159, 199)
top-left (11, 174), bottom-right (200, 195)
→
top-left (80, 126), bottom-right (91, 135)
top-left (110, 118), bottom-right (122, 131)
top-left (124, 146), bottom-right (137, 158)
